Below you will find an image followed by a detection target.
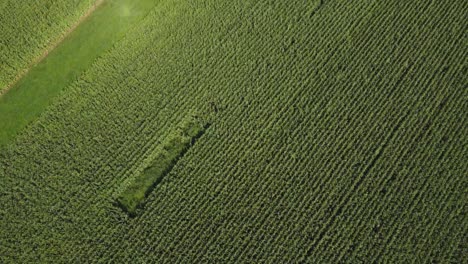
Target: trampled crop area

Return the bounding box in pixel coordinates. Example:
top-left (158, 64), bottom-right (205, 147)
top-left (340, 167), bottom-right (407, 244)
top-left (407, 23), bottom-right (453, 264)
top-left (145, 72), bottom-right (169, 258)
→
top-left (0, 0), bottom-right (466, 263)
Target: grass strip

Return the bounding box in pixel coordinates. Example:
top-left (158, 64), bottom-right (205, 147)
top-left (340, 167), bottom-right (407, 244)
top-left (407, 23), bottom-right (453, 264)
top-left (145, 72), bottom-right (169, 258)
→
top-left (0, 0), bottom-right (158, 147)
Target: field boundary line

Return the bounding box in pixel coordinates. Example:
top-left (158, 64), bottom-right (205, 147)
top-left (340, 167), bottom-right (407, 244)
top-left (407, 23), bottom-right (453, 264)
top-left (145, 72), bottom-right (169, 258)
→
top-left (0, 0), bottom-right (106, 98)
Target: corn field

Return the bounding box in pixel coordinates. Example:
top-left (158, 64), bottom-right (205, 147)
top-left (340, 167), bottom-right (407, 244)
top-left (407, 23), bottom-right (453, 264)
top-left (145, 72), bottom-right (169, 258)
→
top-left (0, 0), bottom-right (466, 263)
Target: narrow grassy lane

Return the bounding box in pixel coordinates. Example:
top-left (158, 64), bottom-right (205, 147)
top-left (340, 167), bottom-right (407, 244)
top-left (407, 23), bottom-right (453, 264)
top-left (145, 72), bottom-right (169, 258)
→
top-left (0, 0), bottom-right (106, 97)
top-left (0, 0), bottom-right (158, 147)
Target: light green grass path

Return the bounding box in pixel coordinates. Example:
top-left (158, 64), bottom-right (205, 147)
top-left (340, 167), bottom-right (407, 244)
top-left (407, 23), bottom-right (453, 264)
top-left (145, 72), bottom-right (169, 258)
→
top-left (0, 0), bottom-right (157, 147)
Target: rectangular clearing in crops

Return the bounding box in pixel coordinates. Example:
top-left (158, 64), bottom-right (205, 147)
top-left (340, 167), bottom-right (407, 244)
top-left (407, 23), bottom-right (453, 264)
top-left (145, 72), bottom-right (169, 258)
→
top-left (117, 115), bottom-right (210, 216)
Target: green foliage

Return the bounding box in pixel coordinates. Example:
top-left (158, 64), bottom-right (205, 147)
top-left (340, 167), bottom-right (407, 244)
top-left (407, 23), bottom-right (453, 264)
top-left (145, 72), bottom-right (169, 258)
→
top-left (117, 115), bottom-right (209, 216)
top-left (0, 0), bottom-right (466, 263)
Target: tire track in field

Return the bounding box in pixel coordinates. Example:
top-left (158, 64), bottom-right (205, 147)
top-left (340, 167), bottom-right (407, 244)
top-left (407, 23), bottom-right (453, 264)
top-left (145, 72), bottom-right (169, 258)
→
top-left (299, 59), bottom-right (414, 261)
top-left (300, 0), bottom-right (446, 258)
top-left (327, 3), bottom-right (467, 259)
top-left (161, 2), bottom-right (385, 257)
top-left (0, 0), bottom-right (105, 97)
top-left (151, 1), bottom-right (397, 259)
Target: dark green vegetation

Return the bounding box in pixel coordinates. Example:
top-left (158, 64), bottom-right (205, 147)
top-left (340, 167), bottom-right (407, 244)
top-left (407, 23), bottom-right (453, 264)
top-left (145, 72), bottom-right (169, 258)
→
top-left (0, 0), bottom-right (467, 263)
top-left (0, 0), bottom-right (158, 146)
top-left (118, 115), bottom-right (210, 216)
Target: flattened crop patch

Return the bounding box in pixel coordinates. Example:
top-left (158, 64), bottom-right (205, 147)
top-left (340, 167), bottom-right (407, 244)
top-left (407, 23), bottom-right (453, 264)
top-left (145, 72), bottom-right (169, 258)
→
top-left (117, 114), bottom-right (210, 216)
